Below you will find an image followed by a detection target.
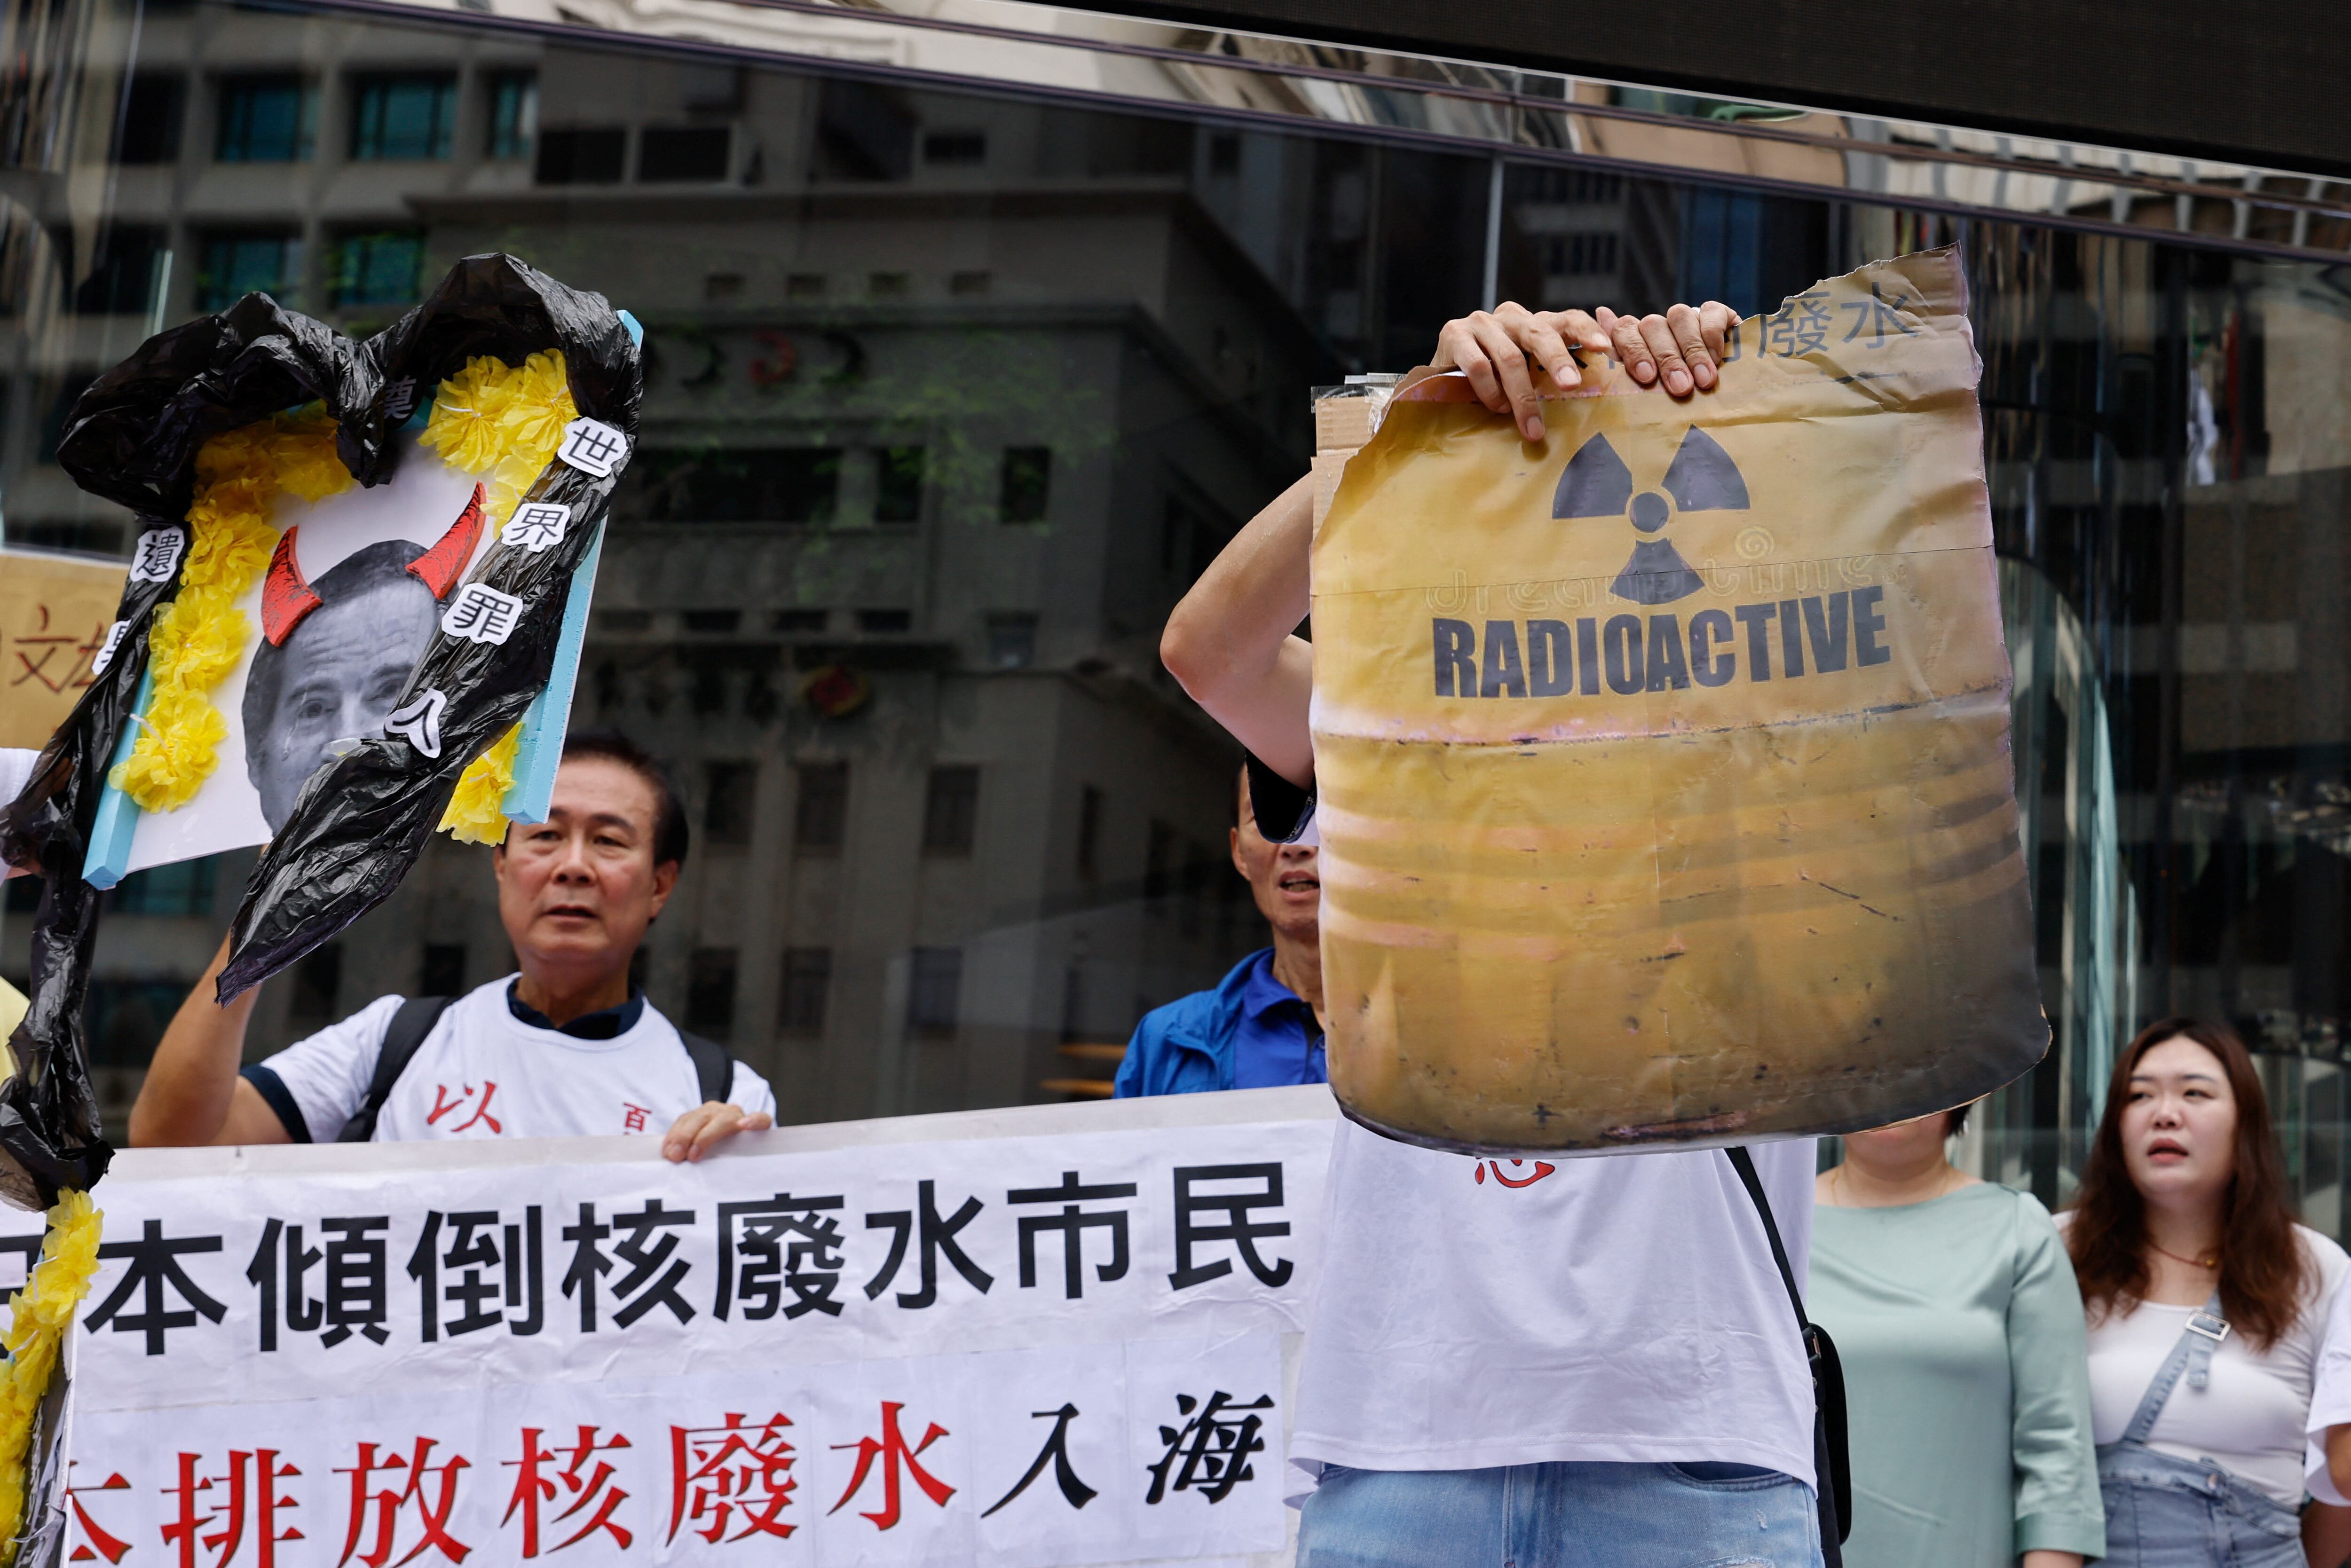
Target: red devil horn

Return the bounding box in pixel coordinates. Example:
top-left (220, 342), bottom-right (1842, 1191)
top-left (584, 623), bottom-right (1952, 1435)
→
top-left (260, 526), bottom-right (322, 646)
top-left (406, 484), bottom-right (486, 601)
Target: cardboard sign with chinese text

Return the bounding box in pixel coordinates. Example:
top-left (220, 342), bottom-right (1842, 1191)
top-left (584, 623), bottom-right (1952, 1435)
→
top-left (0, 550), bottom-right (126, 750)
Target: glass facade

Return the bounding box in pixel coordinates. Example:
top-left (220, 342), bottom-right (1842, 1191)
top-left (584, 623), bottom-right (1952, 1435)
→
top-left (1, 0), bottom-right (2347, 1226)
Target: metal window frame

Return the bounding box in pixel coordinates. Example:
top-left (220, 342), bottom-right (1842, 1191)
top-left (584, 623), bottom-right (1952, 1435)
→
top-left (283, 0), bottom-right (2351, 265)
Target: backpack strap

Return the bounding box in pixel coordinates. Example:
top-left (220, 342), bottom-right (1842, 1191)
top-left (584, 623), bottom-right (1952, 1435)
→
top-left (337, 996), bottom-right (454, 1143)
top-left (678, 1028), bottom-right (733, 1107)
top-left (1726, 1145), bottom-right (1852, 1558)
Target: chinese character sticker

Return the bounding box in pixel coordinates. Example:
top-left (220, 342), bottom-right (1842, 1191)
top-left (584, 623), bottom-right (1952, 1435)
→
top-left (88, 619), bottom-right (129, 678)
top-left (385, 689), bottom-right (448, 758)
top-left (502, 503), bottom-right (571, 553)
top-left (557, 418), bottom-right (629, 479)
top-left (129, 528), bottom-right (185, 584)
top-left (441, 583), bottom-right (526, 646)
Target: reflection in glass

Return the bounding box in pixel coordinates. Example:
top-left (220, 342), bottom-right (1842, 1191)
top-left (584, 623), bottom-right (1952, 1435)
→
top-left (215, 74), bottom-right (313, 163)
top-left (348, 72), bottom-right (457, 161)
top-left (4, 0), bottom-right (2348, 1204)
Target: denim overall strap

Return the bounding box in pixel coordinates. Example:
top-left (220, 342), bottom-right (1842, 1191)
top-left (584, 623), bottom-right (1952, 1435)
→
top-left (2120, 1291), bottom-right (2230, 1445)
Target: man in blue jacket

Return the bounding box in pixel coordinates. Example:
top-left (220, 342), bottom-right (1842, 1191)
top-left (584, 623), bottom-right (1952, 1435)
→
top-left (1114, 764), bottom-right (1326, 1096)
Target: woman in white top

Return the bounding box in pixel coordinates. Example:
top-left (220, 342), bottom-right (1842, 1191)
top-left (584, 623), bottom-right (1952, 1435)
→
top-left (2064, 1017), bottom-right (2351, 1567)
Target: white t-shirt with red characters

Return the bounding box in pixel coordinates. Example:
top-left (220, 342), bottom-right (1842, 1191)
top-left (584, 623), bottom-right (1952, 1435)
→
top-left (1288, 1118), bottom-right (1819, 1489)
top-left (252, 977), bottom-right (776, 1143)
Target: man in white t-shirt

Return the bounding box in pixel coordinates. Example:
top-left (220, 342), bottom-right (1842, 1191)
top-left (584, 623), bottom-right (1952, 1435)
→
top-left (130, 730), bottom-right (776, 1160)
top-left (1159, 300), bottom-right (1828, 1565)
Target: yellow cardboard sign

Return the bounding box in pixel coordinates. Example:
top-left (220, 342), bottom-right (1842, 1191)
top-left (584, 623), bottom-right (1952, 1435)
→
top-left (1311, 248), bottom-right (2045, 1153)
top-left (0, 549), bottom-right (125, 751)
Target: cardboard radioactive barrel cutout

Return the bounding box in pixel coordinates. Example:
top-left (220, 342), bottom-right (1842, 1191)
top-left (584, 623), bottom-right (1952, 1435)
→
top-left (1310, 248), bottom-right (2045, 1154)
top-left (0, 254), bottom-right (639, 1206)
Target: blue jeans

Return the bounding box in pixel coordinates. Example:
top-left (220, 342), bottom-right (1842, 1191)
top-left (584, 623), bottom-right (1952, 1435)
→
top-left (2097, 1442), bottom-right (2301, 1568)
top-left (1297, 1461), bottom-right (1825, 1568)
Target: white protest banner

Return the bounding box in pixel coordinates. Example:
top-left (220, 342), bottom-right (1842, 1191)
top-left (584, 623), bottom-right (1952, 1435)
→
top-left (12, 1086), bottom-right (1338, 1568)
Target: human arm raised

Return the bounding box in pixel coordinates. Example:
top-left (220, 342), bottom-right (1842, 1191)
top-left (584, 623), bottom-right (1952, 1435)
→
top-left (128, 932), bottom-right (292, 1147)
top-left (1159, 303), bottom-right (1739, 781)
top-left (1159, 474), bottom-right (1318, 786)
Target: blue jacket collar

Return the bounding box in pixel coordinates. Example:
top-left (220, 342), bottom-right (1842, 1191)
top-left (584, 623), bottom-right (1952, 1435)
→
top-left (1163, 950), bottom-right (1270, 1074)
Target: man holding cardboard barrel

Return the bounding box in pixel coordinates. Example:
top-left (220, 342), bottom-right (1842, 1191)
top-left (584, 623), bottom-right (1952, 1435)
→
top-left (1160, 298), bottom-right (1837, 1567)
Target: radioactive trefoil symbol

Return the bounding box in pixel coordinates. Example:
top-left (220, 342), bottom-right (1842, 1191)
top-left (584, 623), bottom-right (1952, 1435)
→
top-left (1553, 427), bottom-right (1749, 606)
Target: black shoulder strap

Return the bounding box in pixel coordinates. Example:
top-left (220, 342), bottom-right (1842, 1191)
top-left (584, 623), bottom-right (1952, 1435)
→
top-left (1727, 1144), bottom-right (1852, 1557)
top-left (338, 996), bottom-right (454, 1143)
top-left (1725, 1145), bottom-right (1808, 1330)
top-left (678, 1029), bottom-right (733, 1107)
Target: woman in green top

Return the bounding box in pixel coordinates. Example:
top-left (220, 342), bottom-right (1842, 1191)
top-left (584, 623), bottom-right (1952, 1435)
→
top-left (1813, 1103), bottom-right (2106, 1568)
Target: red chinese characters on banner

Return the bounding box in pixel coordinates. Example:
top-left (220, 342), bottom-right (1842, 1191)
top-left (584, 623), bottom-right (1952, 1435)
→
top-left (829, 1403), bottom-right (954, 1530)
top-left (335, 1439), bottom-right (472, 1567)
top-left (502, 1426), bottom-right (634, 1556)
top-left (162, 1450), bottom-right (304, 1568)
top-left (668, 1413), bottom-right (797, 1545)
top-left (66, 1464), bottom-right (134, 1566)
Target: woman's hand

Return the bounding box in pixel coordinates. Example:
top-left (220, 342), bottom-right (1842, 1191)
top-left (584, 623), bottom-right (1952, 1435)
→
top-left (1428, 301), bottom-right (1744, 442)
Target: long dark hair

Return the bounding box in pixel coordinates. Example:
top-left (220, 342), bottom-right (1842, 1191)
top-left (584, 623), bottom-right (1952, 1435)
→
top-left (2066, 1017), bottom-right (2311, 1349)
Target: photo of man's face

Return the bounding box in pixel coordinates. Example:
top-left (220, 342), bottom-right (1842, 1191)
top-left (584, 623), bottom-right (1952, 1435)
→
top-left (242, 541), bottom-right (440, 832)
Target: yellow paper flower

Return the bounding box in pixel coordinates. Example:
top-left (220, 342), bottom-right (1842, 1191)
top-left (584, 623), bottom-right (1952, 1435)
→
top-left (420, 353), bottom-right (576, 525)
top-left (149, 596), bottom-right (247, 692)
top-left (0, 1190), bottom-right (103, 1566)
top-left (487, 451), bottom-right (549, 528)
top-left (118, 412), bottom-right (303, 811)
top-left (194, 422), bottom-right (271, 483)
top-left (503, 351), bottom-right (576, 451)
top-left (271, 419), bottom-right (355, 504)
top-left (113, 687), bottom-right (228, 810)
top-left (10, 1191), bottom-right (100, 1339)
top-left (419, 358), bottom-right (515, 471)
top-left (185, 472), bottom-right (269, 532)
top-left (440, 721), bottom-right (524, 844)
